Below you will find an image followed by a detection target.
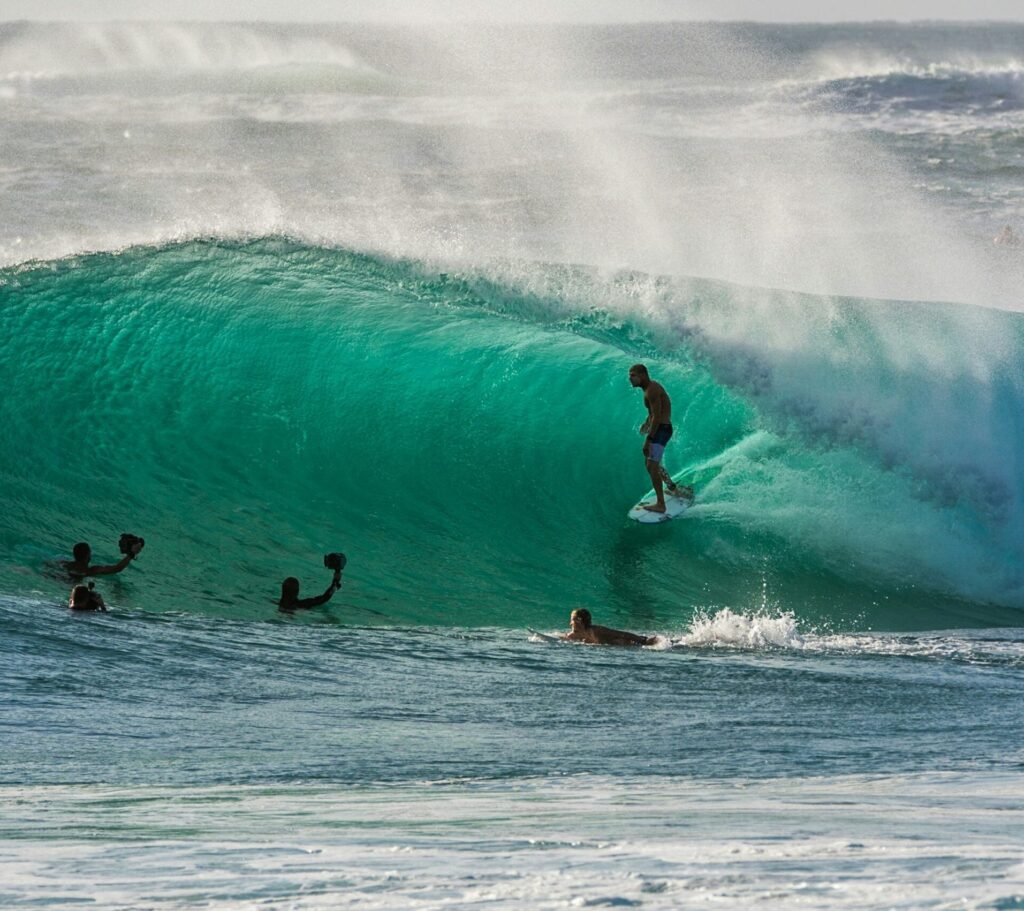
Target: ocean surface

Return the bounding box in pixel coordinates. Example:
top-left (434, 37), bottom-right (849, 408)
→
top-left (2, 19), bottom-right (1024, 909)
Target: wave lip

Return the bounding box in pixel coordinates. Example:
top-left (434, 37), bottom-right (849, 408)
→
top-left (810, 52), bottom-right (1024, 82)
top-left (792, 52), bottom-right (1024, 123)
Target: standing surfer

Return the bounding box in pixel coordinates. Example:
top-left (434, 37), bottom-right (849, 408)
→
top-left (628, 364), bottom-right (692, 513)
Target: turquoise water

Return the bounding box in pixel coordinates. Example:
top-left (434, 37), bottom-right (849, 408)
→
top-left (3, 238), bottom-right (1023, 627)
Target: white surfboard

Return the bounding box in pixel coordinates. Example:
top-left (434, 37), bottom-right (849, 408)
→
top-left (528, 628), bottom-right (564, 643)
top-left (627, 487), bottom-right (694, 524)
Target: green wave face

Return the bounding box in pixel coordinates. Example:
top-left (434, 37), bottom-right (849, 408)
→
top-left (3, 239), bottom-right (1023, 629)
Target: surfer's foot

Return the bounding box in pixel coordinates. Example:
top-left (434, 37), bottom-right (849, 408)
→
top-left (642, 502), bottom-right (667, 513)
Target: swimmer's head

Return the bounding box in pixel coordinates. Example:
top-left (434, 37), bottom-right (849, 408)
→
top-left (72, 542), bottom-right (91, 562)
top-left (570, 608), bottom-right (592, 630)
top-left (69, 585), bottom-right (91, 608)
top-left (280, 577), bottom-right (300, 602)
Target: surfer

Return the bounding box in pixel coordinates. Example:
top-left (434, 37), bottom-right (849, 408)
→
top-left (628, 363), bottom-right (692, 513)
top-left (278, 554), bottom-right (345, 612)
top-left (62, 536), bottom-right (143, 578)
top-left (564, 608), bottom-right (656, 647)
top-left (994, 224), bottom-right (1022, 247)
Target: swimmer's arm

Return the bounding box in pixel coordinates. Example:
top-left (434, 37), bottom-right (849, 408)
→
top-left (294, 572), bottom-right (342, 609)
top-left (85, 553), bottom-right (135, 576)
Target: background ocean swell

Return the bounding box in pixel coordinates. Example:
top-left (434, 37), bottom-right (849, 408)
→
top-left (3, 237), bottom-right (1023, 628)
top-left (5, 21), bottom-right (1024, 305)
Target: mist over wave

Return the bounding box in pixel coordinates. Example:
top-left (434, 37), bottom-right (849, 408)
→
top-left (3, 21), bottom-right (1024, 305)
top-left (0, 21), bottom-right (370, 78)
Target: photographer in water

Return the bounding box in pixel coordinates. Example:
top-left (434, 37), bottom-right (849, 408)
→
top-left (62, 533), bottom-right (145, 578)
top-left (68, 582), bottom-right (107, 612)
top-left (278, 552), bottom-right (346, 612)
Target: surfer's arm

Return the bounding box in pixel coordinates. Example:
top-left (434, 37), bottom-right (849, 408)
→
top-left (647, 383), bottom-right (671, 435)
top-left (642, 402), bottom-right (659, 457)
top-left (646, 402), bottom-right (663, 436)
top-left (639, 401), bottom-right (653, 434)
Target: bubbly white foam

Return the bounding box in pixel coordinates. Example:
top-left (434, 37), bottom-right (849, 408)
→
top-left (3, 773), bottom-right (1023, 910)
top-left (667, 606), bottom-right (1024, 666)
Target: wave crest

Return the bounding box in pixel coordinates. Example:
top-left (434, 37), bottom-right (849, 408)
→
top-left (0, 22), bottom-right (368, 78)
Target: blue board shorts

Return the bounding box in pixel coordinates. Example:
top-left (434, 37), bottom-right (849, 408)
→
top-left (647, 423), bottom-right (673, 463)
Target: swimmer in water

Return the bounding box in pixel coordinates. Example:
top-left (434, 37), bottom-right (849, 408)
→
top-left (278, 555), bottom-right (345, 612)
top-left (69, 583), bottom-right (106, 612)
top-left (563, 608), bottom-right (656, 647)
top-left (61, 537), bottom-right (142, 578)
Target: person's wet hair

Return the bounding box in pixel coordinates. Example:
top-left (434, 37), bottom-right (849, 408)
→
top-left (572, 608), bottom-right (593, 628)
top-left (629, 363), bottom-right (649, 378)
top-left (280, 577), bottom-right (300, 601)
top-left (72, 542), bottom-right (90, 561)
top-left (70, 585), bottom-right (91, 606)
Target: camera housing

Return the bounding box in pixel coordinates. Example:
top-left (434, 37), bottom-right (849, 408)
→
top-left (118, 533), bottom-right (145, 556)
top-left (324, 552), bottom-right (347, 573)
top-left (86, 582), bottom-right (105, 610)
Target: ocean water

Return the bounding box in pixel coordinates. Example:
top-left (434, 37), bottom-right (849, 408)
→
top-left (3, 19), bottom-right (1024, 910)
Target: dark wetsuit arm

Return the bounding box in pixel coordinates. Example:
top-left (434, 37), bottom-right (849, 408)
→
top-left (293, 574), bottom-right (342, 610)
top-left (86, 554), bottom-right (134, 576)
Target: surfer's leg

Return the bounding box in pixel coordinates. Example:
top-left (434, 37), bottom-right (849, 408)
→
top-left (660, 466), bottom-right (694, 500)
top-left (659, 465), bottom-right (679, 493)
top-left (642, 425), bottom-right (672, 511)
top-left (643, 463), bottom-right (666, 511)
top-left (643, 453), bottom-right (667, 512)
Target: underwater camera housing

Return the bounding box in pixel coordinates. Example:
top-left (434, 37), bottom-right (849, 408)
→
top-left (324, 552), bottom-right (347, 573)
top-left (119, 533), bottom-right (145, 556)
top-left (85, 581), bottom-right (104, 609)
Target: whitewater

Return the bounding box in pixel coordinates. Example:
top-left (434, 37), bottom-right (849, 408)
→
top-left (2, 19), bottom-right (1024, 910)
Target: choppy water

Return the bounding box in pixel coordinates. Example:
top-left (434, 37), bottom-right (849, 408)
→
top-left (3, 19), bottom-right (1024, 910)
